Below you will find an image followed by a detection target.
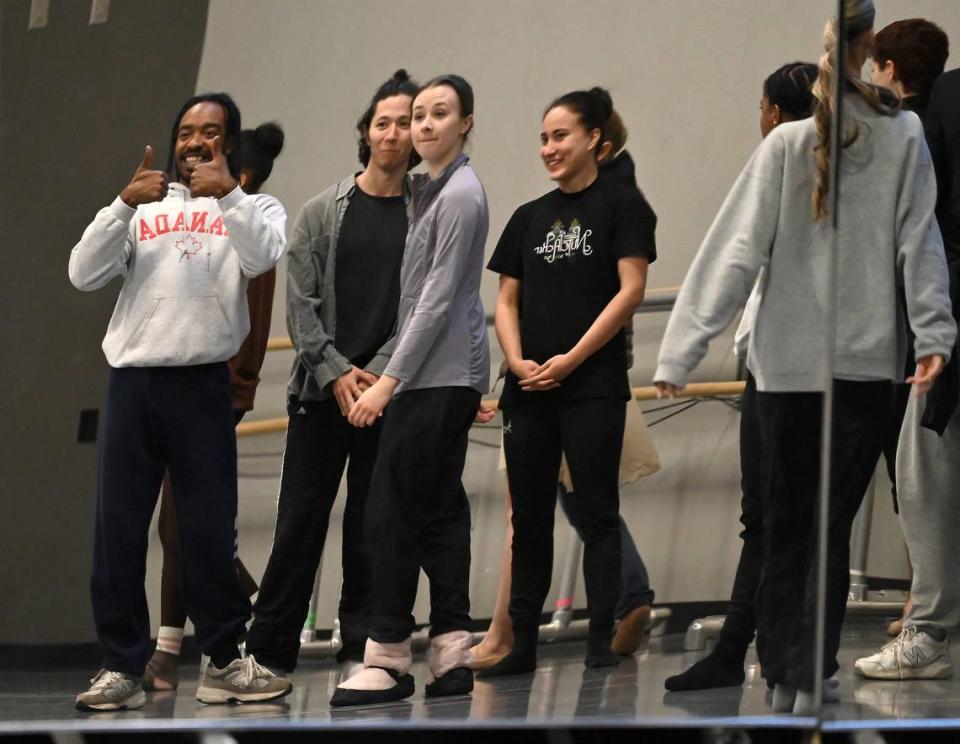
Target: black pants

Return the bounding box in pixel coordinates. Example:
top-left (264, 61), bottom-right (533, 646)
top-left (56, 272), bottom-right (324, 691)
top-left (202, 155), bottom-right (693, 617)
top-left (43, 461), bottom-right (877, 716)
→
top-left (716, 373), bottom-right (764, 656)
top-left (755, 380), bottom-right (889, 690)
top-left (558, 486), bottom-right (655, 617)
top-left (247, 399), bottom-right (381, 669)
top-left (366, 387), bottom-right (480, 644)
top-left (503, 397), bottom-right (626, 638)
top-left (92, 365), bottom-right (250, 675)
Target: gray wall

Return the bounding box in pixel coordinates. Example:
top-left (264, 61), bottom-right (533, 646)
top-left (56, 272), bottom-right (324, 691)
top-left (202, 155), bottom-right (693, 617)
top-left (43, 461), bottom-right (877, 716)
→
top-left (0, 0), bottom-right (209, 646)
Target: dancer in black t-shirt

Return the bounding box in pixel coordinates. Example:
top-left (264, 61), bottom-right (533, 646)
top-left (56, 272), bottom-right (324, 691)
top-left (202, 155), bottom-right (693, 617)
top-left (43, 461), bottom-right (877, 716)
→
top-left (483, 87), bottom-right (655, 676)
top-left (245, 70), bottom-right (420, 678)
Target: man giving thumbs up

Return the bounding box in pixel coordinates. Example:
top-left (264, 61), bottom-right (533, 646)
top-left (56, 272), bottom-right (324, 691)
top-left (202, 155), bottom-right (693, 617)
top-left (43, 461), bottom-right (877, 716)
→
top-left (68, 93), bottom-right (290, 712)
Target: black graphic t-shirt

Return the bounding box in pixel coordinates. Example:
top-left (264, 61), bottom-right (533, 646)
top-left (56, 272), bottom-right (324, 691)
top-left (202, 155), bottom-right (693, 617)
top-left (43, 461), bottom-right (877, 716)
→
top-left (487, 175), bottom-right (656, 407)
top-left (335, 186), bottom-right (407, 368)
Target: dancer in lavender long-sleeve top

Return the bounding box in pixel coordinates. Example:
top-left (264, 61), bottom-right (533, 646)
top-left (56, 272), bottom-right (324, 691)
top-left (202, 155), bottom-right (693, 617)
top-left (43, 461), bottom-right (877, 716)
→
top-left (331, 74), bottom-right (491, 707)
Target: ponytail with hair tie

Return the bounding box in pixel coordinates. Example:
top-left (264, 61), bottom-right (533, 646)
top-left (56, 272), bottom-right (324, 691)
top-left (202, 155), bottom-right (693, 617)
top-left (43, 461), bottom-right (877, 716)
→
top-left (811, 0), bottom-right (896, 221)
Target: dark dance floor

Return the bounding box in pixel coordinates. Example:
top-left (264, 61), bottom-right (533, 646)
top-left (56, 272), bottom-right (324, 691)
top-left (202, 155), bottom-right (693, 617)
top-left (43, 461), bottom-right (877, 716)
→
top-left (2, 619), bottom-right (959, 737)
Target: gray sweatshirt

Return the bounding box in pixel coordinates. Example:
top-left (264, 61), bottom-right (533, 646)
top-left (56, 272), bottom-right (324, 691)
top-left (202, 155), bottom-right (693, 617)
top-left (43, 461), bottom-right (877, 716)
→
top-left (655, 94), bottom-right (956, 392)
top-left (384, 155), bottom-right (490, 394)
top-left (68, 183), bottom-right (287, 367)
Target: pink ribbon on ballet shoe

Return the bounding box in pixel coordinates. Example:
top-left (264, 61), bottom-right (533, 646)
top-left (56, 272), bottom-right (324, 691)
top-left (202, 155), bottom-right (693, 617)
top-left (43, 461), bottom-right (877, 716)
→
top-left (429, 630), bottom-right (473, 681)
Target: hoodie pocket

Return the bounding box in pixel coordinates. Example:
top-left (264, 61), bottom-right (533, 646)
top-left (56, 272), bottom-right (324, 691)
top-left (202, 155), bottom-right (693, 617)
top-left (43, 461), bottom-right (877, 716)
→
top-left (134, 296), bottom-right (234, 357)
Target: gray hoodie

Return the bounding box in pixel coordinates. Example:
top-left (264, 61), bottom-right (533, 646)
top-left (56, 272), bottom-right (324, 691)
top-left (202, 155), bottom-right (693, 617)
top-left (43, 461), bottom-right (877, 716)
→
top-left (69, 183), bottom-right (287, 367)
top-left (656, 94), bottom-right (956, 392)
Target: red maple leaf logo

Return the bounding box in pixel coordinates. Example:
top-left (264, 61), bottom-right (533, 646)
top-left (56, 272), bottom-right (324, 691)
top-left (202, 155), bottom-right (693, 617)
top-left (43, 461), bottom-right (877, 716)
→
top-left (174, 234), bottom-right (205, 263)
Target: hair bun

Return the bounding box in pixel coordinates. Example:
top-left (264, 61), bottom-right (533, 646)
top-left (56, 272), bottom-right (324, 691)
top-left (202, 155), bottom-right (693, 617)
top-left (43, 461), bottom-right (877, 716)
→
top-left (588, 86), bottom-right (614, 119)
top-left (392, 68), bottom-right (411, 83)
top-left (254, 122), bottom-right (285, 159)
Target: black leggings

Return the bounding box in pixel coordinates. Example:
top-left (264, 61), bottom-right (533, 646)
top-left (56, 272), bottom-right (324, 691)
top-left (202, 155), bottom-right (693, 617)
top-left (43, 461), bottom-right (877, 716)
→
top-left (503, 396), bottom-right (626, 638)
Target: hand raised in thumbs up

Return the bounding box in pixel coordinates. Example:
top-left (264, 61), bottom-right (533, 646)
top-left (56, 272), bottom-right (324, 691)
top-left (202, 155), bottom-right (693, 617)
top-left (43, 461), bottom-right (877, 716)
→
top-left (119, 146), bottom-right (169, 208)
top-left (189, 136), bottom-right (238, 199)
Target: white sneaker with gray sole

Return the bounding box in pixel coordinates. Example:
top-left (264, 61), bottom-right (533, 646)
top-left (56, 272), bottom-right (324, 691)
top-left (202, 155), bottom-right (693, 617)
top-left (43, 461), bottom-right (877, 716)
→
top-left (75, 669), bottom-right (146, 712)
top-left (854, 626), bottom-right (953, 680)
top-left (196, 654), bottom-right (293, 704)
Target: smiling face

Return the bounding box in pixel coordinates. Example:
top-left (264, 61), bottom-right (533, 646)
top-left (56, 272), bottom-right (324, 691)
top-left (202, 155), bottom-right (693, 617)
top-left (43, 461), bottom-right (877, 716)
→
top-left (411, 84), bottom-right (472, 169)
top-left (540, 105), bottom-right (600, 186)
top-left (367, 94), bottom-right (414, 172)
top-left (174, 102), bottom-right (229, 183)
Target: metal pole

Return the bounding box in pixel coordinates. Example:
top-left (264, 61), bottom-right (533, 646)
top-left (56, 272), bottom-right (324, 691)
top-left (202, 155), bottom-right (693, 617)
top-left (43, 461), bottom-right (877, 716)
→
top-left (848, 475), bottom-right (876, 601)
top-left (814, 0), bottom-right (847, 714)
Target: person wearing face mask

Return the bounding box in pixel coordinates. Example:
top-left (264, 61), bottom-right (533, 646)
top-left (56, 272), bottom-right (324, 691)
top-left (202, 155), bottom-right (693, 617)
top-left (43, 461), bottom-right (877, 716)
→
top-left (331, 74), bottom-right (491, 707)
top-left (145, 121), bottom-right (287, 692)
top-left (665, 61), bottom-right (819, 694)
top-left (68, 93), bottom-right (290, 711)
top-left (864, 19), bottom-right (949, 640)
top-left (654, 0), bottom-right (954, 714)
top-left (481, 87), bottom-right (654, 679)
top-left (854, 21), bottom-right (960, 682)
top-left (244, 71), bottom-right (421, 681)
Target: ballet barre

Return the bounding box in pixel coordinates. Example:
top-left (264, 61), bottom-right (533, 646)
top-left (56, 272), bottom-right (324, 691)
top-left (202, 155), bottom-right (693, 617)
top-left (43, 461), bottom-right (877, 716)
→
top-left (234, 381), bottom-right (747, 438)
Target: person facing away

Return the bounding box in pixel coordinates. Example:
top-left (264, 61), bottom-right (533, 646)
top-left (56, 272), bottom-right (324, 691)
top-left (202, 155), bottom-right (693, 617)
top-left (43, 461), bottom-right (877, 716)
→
top-left (665, 61), bottom-right (819, 694)
top-left (68, 92), bottom-right (291, 712)
top-left (654, 0), bottom-right (954, 715)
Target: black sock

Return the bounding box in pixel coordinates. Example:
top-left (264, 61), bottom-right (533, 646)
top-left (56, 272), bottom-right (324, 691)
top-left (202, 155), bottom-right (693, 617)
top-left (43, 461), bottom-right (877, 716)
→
top-left (210, 647), bottom-right (241, 670)
top-left (664, 644), bottom-right (746, 692)
top-left (585, 630), bottom-right (619, 669)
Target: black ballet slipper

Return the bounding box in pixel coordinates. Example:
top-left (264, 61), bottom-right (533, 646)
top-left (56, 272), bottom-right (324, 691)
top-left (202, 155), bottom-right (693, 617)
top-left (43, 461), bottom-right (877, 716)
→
top-left (329, 667), bottom-right (415, 707)
top-left (425, 666), bottom-right (474, 698)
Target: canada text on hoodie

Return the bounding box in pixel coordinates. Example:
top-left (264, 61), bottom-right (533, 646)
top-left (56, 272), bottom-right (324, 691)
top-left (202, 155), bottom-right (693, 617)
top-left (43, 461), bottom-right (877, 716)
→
top-left (68, 183), bottom-right (287, 367)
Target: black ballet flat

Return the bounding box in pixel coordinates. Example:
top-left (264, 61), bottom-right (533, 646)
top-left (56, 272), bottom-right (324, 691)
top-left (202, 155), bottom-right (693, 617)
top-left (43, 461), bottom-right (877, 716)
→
top-left (329, 667), bottom-right (415, 707)
top-left (425, 667), bottom-right (473, 698)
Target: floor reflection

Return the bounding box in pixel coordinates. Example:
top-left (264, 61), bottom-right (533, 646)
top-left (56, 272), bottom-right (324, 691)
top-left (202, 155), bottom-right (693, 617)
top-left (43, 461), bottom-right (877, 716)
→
top-left (4, 621), bottom-right (960, 732)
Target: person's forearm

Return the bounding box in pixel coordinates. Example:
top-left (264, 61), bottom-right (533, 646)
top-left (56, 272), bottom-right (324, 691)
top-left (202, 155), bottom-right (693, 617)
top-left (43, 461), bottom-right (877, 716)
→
top-left (495, 297), bottom-right (524, 366)
top-left (568, 282), bottom-right (645, 366)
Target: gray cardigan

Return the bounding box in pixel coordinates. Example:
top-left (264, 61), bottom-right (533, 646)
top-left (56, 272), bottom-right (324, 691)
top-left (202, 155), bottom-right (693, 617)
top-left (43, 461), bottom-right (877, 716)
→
top-left (384, 155), bottom-right (491, 394)
top-left (286, 173), bottom-right (414, 402)
top-left (656, 94), bottom-right (956, 392)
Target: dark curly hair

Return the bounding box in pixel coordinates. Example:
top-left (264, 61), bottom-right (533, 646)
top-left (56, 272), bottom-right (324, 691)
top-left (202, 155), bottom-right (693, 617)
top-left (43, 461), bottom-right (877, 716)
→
top-left (241, 122), bottom-right (284, 194)
top-left (763, 62), bottom-right (819, 119)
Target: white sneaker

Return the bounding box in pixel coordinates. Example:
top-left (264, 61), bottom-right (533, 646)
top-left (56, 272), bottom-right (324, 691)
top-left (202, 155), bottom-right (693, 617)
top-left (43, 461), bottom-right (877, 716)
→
top-left (196, 655), bottom-right (293, 704)
top-left (854, 626), bottom-right (953, 680)
top-left (75, 669), bottom-right (146, 711)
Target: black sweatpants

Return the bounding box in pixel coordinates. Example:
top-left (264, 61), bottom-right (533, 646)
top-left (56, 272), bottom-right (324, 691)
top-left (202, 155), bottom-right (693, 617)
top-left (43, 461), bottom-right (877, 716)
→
top-left (716, 373), bottom-right (764, 657)
top-left (755, 379), bottom-right (889, 690)
top-left (91, 365), bottom-right (251, 675)
top-left (247, 398), bottom-right (381, 669)
top-left (366, 386), bottom-right (480, 644)
top-left (502, 396), bottom-right (626, 639)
